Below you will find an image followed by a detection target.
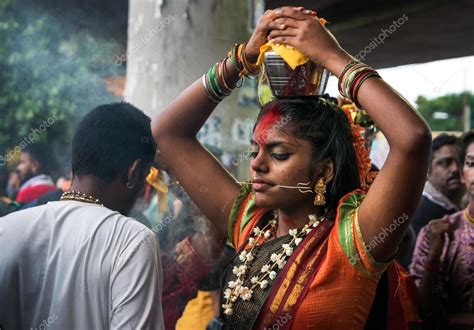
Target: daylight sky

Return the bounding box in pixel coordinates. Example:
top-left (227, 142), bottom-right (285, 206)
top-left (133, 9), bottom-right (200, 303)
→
top-left (327, 55), bottom-right (474, 107)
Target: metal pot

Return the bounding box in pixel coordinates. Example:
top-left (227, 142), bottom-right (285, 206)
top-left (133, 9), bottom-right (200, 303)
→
top-left (262, 51), bottom-right (330, 97)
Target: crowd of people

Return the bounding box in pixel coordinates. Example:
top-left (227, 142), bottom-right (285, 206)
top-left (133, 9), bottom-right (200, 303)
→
top-left (0, 6), bottom-right (472, 330)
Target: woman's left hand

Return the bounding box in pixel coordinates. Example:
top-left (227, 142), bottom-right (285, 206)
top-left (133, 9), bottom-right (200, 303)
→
top-left (267, 7), bottom-right (350, 73)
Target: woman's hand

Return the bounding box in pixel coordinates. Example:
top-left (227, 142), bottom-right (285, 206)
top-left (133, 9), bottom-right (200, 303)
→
top-left (427, 216), bottom-right (454, 261)
top-left (245, 7), bottom-right (306, 63)
top-left (267, 7), bottom-right (350, 74)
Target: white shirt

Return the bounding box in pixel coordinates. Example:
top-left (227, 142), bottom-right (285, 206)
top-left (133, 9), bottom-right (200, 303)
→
top-left (0, 200), bottom-right (163, 329)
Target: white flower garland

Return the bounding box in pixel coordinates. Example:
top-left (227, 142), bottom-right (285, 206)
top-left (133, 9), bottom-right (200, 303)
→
top-left (222, 214), bottom-right (324, 316)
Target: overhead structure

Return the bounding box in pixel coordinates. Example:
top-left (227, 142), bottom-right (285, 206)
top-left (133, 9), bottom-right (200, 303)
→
top-left (266, 0), bottom-right (474, 68)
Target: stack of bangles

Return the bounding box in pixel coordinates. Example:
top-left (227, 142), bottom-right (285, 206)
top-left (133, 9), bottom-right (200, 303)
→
top-left (338, 61), bottom-right (381, 108)
top-left (202, 43), bottom-right (260, 103)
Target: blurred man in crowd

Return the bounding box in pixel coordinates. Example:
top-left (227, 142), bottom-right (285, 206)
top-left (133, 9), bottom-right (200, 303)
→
top-left (411, 134), bottom-right (464, 235)
top-left (15, 143), bottom-right (57, 203)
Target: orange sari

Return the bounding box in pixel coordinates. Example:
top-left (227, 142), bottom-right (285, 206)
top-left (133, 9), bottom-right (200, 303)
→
top-left (226, 185), bottom-right (420, 329)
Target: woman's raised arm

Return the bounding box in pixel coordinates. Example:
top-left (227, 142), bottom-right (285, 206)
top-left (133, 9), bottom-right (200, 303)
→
top-left (267, 7), bottom-right (432, 262)
top-left (152, 9), bottom-right (286, 240)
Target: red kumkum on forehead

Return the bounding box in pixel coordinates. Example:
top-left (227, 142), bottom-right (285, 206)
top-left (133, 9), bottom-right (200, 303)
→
top-left (255, 103), bottom-right (282, 144)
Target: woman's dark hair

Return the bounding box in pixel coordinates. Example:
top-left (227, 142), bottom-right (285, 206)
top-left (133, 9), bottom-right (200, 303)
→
top-left (459, 130), bottom-right (474, 164)
top-left (254, 95), bottom-right (361, 210)
top-left (72, 102), bottom-right (156, 183)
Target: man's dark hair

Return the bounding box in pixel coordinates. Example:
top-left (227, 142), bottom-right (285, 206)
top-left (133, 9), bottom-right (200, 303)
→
top-left (430, 134), bottom-right (458, 163)
top-left (72, 102), bottom-right (157, 183)
top-left (459, 130), bottom-right (474, 164)
top-left (23, 142), bottom-right (56, 175)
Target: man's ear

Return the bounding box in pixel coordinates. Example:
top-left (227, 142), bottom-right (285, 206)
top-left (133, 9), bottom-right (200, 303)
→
top-left (126, 159), bottom-right (143, 188)
top-left (31, 159), bottom-right (40, 175)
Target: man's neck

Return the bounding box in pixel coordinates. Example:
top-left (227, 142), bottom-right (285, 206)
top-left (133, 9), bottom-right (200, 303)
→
top-left (426, 180), bottom-right (461, 209)
top-left (69, 176), bottom-right (122, 212)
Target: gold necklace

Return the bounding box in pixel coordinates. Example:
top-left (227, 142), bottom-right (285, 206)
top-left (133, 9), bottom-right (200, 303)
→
top-left (463, 209), bottom-right (474, 225)
top-left (61, 190), bottom-right (103, 206)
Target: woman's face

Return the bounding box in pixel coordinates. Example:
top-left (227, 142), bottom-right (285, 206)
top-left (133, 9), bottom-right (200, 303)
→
top-left (462, 142), bottom-right (474, 197)
top-left (249, 116), bottom-right (318, 212)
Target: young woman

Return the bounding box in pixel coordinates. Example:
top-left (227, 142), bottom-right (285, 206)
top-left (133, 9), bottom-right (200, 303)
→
top-left (153, 6), bottom-right (431, 329)
top-left (410, 130), bottom-right (474, 329)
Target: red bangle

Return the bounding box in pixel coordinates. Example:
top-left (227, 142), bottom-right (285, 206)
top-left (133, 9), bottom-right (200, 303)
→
top-left (350, 69), bottom-right (374, 100)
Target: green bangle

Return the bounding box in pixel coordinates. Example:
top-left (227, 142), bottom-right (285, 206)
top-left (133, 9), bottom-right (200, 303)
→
top-left (202, 75), bottom-right (222, 103)
top-left (229, 44), bottom-right (242, 71)
top-left (209, 65), bottom-right (224, 97)
top-left (207, 67), bottom-right (224, 101)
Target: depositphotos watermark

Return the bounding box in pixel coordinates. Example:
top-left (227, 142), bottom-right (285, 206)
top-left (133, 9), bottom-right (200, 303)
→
top-left (116, 215), bottom-right (173, 265)
top-left (350, 213), bottom-right (409, 265)
top-left (0, 113), bottom-right (58, 167)
top-left (355, 14), bottom-right (408, 61)
top-left (265, 313), bottom-right (292, 330)
top-left (31, 312), bottom-right (58, 330)
top-left (115, 15), bottom-right (175, 66)
top-left (232, 114), bottom-right (293, 166)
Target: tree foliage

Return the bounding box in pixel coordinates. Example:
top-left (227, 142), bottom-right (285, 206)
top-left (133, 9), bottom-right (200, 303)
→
top-left (0, 0), bottom-right (123, 169)
top-left (416, 92), bottom-right (474, 132)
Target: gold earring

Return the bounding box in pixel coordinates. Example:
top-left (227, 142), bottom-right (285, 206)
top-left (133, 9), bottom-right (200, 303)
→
top-left (313, 178), bottom-right (326, 206)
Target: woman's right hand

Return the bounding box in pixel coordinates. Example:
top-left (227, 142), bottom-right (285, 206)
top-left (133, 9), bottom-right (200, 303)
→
top-left (245, 7), bottom-right (311, 63)
top-left (427, 216), bottom-right (453, 261)
top-left (266, 6), bottom-right (350, 75)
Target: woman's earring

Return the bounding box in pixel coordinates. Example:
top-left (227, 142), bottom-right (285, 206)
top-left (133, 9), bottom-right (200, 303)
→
top-left (126, 182), bottom-right (135, 189)
top-left (313, 178), bottom-right (326, 206)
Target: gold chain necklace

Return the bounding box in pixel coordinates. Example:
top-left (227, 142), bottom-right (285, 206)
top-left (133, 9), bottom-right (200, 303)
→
top-left (61, 190), bottom-right (103, 206)
top-left (464, 209), bottom-right (474, 225)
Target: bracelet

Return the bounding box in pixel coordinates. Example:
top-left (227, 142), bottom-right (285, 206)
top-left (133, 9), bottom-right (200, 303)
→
top-left (228, 44), bottom-right (243, 72)
top-left (338, 60), bottom-right (381, 106)
top-left (239, 42), bottom-right (260, 77)
top-left (203, 62), bottom-right (231, 103)
top-left (202, 75), bottom-right (221, 103)
top-left (338, 62), bottom-right (365, 97)
top-left (203, 43), bottom-right (257, 102)
top-left (218, 58), bottom-right (233, 93)
top-left (353, 72), bottom-right (381, 107)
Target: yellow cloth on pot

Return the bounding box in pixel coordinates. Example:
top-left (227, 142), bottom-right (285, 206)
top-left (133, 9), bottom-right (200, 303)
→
top-left (257, 43), bottom-right (308, 70)
top-left (256, 17), bottom-right (328, 70)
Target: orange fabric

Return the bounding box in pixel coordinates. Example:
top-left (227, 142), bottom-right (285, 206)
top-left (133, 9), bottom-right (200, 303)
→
top-left (230, 190), bottom-right (385, 329)
top-left (386, 263), bottom-right (421, 329)
top-left (233, 194), bottom-right (265, 249)
top-left (256, 222), bottom-right (332, 329)
top-left (288, 212), bottom-right (382, 329)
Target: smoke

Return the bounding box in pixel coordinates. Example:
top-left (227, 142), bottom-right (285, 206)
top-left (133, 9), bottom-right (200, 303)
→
top-left (0, 1), bottom-right (126, 170)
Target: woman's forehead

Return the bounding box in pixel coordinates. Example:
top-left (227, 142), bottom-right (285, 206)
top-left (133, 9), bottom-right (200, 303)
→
top-left (466, 142), bottom-right (474, 155)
